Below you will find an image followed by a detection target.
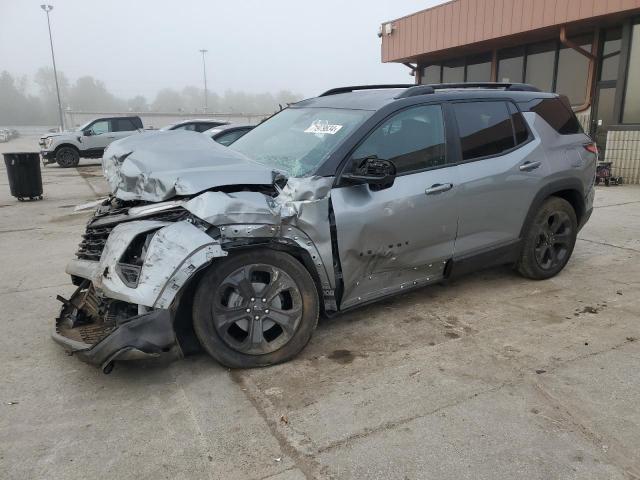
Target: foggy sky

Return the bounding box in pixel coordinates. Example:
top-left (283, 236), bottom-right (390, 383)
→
top-left (0, 0), bottom-right (440, 100)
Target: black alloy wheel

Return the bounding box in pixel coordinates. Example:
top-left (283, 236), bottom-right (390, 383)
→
top-left (518, 196), bottom-right (578, 280)
top-left (193, 250), bottom-right (319, 368)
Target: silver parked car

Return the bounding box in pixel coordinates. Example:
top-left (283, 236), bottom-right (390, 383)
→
top-left (204, 123), bottom-right (254, 146)
top-left (53, 83), bottom-right (596, 372)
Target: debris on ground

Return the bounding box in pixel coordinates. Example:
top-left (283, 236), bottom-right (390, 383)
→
top-left (280, 415), bottom-right (289, 425)
top-left (535, 369), bottom-right (546, 374)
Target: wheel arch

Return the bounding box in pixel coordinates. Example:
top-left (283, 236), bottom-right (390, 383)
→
top-left (520, 179), bottom-right (585, 238)
top-left (172, 241), bottom-right (331, 353)
top-left (54, 143), bottom-right (80, 155)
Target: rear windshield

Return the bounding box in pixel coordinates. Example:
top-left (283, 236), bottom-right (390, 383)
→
top-left (230, 107), bottom-right (372, 176)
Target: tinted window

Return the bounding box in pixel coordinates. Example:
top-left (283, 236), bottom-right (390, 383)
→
top-left (215, 128), bottom-right (250, 146)
top-left (555, 35), bottom-right (592, 105)
top-left (498, 47), bottom-right (524, 83)
top-left (530, 98), bottom-right (583, 135)
top-left (194, 122), bottom-right (217, 132)
top-left (352, 105), bottom-right (446, 174)
top-left (113, 118), bottom-right (136, 132)
top-left (508, 103), bottom-right (529, 145)
top-left (453, 101), bottom-right (515, 160)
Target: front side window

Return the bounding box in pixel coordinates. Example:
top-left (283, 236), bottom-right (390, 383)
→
top-left (453, 101), bottom-right (515, 160)
top-left (88, 120), bottom-right (109, 135)
top-left (230, 107), bottom-right (372, 177)
top-left (350, 105), bottom-right (446, 174)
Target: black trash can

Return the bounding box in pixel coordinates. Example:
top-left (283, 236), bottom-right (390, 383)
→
top-left (3, 152), bottom-right (43, 201)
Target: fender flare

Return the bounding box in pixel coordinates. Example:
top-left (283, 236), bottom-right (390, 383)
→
top-left (519, 178), bottom-right (585, 238)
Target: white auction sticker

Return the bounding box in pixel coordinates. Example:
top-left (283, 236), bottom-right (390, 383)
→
top-left (304, 120), bottom-right (343, 135)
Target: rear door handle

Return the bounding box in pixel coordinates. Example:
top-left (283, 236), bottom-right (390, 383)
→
top-left (519, 161), bottom-right (541, 172)
top-left (425, 183), bottom-right (453, 195)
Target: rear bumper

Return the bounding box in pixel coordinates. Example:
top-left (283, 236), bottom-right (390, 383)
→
top-left (53, 284), bottom-right (181, 373)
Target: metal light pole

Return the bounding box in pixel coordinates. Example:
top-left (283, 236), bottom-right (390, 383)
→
top-left (41, 4), bottom-right (65, 132)
top-left (199, 49), bottom-right (208, 113)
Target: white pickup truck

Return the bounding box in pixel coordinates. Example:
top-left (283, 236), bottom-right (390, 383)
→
top-left (39, 116), bottom-right (143, 167)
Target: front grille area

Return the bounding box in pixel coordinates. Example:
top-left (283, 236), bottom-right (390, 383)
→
top-left (77, 225), bottom-right (114, 261)
top-left (75, 203), bottom-right (189, 261)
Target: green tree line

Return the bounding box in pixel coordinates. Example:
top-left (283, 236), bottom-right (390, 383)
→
top-left (0, 67), bottom-right (302, 126)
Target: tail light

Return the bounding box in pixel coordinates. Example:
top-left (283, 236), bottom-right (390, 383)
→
top-left (584, 143), bottom-right (598, 155)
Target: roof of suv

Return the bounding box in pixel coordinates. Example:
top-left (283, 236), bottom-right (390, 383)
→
top-left (295, 84), bottom-right (558, 111)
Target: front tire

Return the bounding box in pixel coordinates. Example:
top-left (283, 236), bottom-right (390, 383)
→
top-left (193, 250), bottom-right (319, 368)
top-left (56, 146), bottom-right (80, 168)
top-left (517, 196), bottom-right (577, 280)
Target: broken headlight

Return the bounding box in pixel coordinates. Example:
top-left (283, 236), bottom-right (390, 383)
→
top-left (115, 229), bottom-right (159, 288)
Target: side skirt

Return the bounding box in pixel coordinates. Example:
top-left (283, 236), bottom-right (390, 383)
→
top-left (445, 239), bottom-right (522, 280)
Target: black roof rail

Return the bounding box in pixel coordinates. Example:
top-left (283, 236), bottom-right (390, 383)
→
top-left (394, 85), bottom-right (435, 98)
top-left (427, 82), bottom-right (541, 92)
top-left (319, 84), bottom-right (416, 97)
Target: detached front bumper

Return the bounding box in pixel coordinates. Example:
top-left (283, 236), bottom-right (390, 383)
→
top-left (53, 282), bottom-right (181, 373)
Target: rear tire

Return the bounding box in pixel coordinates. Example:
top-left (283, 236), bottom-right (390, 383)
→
top-left (56, 146), bottom-right (80, 168)
top-left (517, 196), bottom-right (577, 280)
top-left (192, 250), bottom-right (319, 368)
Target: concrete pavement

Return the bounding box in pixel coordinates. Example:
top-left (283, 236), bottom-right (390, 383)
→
top-left (1, 136), bottom-right (639, 479)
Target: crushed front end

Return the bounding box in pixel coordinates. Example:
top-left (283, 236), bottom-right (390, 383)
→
top-left (53, 196), bottom-right (227, 373)
top-left (53, 281), bottom-right (178, 373)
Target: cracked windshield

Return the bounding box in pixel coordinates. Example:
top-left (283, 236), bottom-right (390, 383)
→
top-left (230, 107), bottom-right (372, 176)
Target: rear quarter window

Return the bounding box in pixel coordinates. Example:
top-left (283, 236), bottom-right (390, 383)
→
top-left (527, 97), bottom-right (583, 135)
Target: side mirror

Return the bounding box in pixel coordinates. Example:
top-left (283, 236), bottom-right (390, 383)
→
top-left (83, 129), bottom-right (93, 137)
top-left (342, 156), bottom-right (396, 190)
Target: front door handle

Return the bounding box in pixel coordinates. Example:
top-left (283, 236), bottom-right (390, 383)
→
top-left (425, 183), bottom-right (453, 195)
top-left (519, 161), bottom-right (541, 172)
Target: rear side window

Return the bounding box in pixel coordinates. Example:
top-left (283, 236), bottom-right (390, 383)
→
top-left (113, 118), bottom-right (137, 132)
top-left (529, 97), bottom-right (583, 134)
top-left (508, 102), bottom-right (529, 145)
top-left (352, 104), bottom-right (446, 174)
top-left (452, 101), bottom-right (515, 161)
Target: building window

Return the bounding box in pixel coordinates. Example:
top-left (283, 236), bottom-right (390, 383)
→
top-left (555, 35), bottom-right (592, 106)
top-left (466, 54), bottom-right (492, 82)
top-left (600, 27), bottom-right (622, 81)
top-left (422, 65), bottom-right (441, 84)
top-left (442, 59), bottom-right (465, 83)
top-left (524, 41), bottom-right (556, 92)
top-left (498, 47), bottom-right (524, 83)
top-left (623, 23), bottom-right (640, 123)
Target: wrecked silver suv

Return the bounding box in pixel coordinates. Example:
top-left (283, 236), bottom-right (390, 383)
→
top-left (54, 83), bottom-right (596, 372)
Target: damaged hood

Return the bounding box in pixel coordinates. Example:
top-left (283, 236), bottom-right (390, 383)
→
top-left (103, 130), bottom-right (283, 202)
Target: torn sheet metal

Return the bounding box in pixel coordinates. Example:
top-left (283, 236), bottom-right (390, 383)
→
top-left (183, 176), bottom-right (336, 290)
top-left (103, 130), bottom-right (284, 202)
top-left (68, 220), bottom-right (226, 308)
